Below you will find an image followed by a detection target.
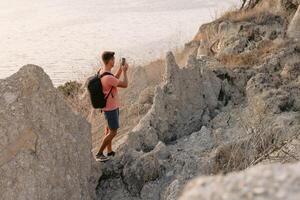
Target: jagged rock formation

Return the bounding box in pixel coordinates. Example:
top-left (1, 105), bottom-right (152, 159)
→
top-left (0, 65), bottom-right (99, 200)
top-left (1, 1), bottom-right (300, 200)
top-left (195, 12), bottom-right (286, 59)
top-left (97, 45), bottom-right (299, 199)
top-left (287, 5), bottom-right (300, 39)
top-left (179, 162), bottom-right (300, 200)
top-left (187, 0), bottom-right (300, 66)
top-left (130, 53), bottom-right (221, 146)
top-left (97, 53), bottom-right (224, 199)
top-left (96, 1), bottom-right (300, 199)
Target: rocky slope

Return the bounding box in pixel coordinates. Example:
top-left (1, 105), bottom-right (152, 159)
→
top-left (59, 59), bottom-right (166, 155)
top-left (1, 0), bottom-right (300, 200)
top-left (180, 162), bottom-right (300, 200)
top-left (96, 0), bottom-right (300, 199)
top-left (0, 65), bottom-right (100, 200)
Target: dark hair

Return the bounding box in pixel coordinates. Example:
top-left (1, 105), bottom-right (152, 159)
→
top-left (102, 51), bottom-right (115, 65)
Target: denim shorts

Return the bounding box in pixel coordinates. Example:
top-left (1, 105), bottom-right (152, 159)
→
top-left (104, 108), bottom-right (120, 130)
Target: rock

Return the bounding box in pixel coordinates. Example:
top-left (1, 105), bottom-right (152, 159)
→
top-left (287, 5), bottom-right (300, 39)
top-left (150, 141), bottom-right (171, 160)
top-left (218, 21), bottom-right (232, 33)
top-left (246, 73), bottom-right (291, 115)
top-left (179, 162), bottom-right (300, 200)
top-left (197, 41), bottom-right (211, 58)
top-left (282, 79), bottom-right (300, 111)
top-left (222, 37), bottom-right (249, 54)
top-left (97, 52), bottom-right (222, 199)
top-left (140, 180), bottom-right (162, 200)
top-left (128, 120), bottom-right (159, 152)
top-left (189, 126), bottom-right (214, 150)
top-left (192, 10), bottom-right (286, 59)
top-left (162, 179), bottom-right (180, 200)
top-left (3, 92), bottom-right (17, 104)
top-left (281, 62), bottom-right (300, 80)
top-left (96, 3), bottom-right (300, 199)
top-left (122, 152), bottom-right (163, 195)
top-left (138, 86), bottom-right (155, 105)
top-left (0, 65), bottom-right (98, 200)
top-left (129, 52), bottom-right (221, 146)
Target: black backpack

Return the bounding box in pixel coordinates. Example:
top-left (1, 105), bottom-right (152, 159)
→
top-left (87, 72), bottom-right (113, 109)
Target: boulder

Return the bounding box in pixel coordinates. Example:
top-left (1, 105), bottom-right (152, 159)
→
top-left (179, 162), bottom-right (300, 200)
top-left (122, 151), bottom-right (163, 195)
top-left (0, 65), bottom-right (98, 200)
top-left (128, 124), bottom-right (159, 152)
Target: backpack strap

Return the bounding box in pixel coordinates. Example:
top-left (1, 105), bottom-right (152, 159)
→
top-left (105, 87), bottom-right (113, 100)
top-left (99, 71), bottom-right (114, 99)
top-left (99, 71), bottom-right (113, 78)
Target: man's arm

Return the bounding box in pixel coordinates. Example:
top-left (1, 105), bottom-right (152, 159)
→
top-left (117, 64), bottom-right (128, 88)
top-left (114, 66), bottom-right (122, 79)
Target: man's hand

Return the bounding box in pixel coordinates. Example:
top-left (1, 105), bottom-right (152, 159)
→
top-left (117, 63), bottom-right (129, 88)
top-left (114, 66), bottom-right (122, 79)
top-left (122, 63), bottom-right (129, 73)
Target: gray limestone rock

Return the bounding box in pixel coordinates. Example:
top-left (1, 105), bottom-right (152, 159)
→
top-left (287, 5), bottom-right (300, 39)
top-left (122, 151), bottom-right (163, 195)
top-left (0, 65), bottom-right (99, 200)
top-left (180, 162), bottom-right (300, 200)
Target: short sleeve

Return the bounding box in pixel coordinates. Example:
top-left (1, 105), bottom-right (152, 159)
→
top-left (107, 76), bottom-right (120, 87)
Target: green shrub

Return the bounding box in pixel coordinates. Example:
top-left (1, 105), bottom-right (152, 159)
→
top-left (57, 81), bottom-right (82, 97)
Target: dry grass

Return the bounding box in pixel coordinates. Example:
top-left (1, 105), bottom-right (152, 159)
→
top-left (262, 137), bottom-right (300, 164)
top-left (211, 113), bottom-right (300, 174)
top-left (220, 0), bottom-right (279, 23)
top-left (217, 40), bottom-right (284, 68)
top-left (212, 122), bottom-right (276, 173)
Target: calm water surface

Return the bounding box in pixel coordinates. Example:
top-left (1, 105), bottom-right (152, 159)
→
top-left (0, 0), bottom-right (237, 85)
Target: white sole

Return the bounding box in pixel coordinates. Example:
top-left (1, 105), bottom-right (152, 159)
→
top-left (95, 157), bottom-right (110, 162)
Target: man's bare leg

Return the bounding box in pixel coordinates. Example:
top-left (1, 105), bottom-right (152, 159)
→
top-left (104, 126), bottom-right (113, 153)
top-left (98, 129), bottom-right (117, 154)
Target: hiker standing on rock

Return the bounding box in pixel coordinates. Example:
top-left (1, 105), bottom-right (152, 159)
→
top-left (95, 51), bottom-right (129, 162)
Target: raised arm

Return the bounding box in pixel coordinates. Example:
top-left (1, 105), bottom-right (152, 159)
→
top-left (114, 66), bottom-right (122, 79)
top-left (117, 64), bottom-right (128, 88)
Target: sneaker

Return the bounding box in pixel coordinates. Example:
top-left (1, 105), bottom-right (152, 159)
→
top-left (95, 152), bottom-right (110, 162)
top-left (107, 151), bottom-right (116, 157)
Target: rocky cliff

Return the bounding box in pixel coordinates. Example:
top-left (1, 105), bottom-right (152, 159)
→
top-left (0, 65), bottom-right (100, 200)
top-left (1, 0), bottom-right (300, 199)
top-left (96, 0), bottom-right (300, 199)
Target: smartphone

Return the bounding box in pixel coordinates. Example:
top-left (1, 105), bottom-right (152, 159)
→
top-left (121, 58), bottom-right (126, 66)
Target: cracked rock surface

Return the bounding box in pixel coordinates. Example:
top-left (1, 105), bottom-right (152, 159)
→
top-left (0, 65), bottom-right (99, 200)
top-left (96, 1), bottom-right (300, 198)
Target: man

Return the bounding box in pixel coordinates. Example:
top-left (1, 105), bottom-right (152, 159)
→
top-left (96, 51), bottom-right (129, 162)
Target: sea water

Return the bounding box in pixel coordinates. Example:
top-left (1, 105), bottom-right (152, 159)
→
top-left (0, 0), bottom-right (237, 85)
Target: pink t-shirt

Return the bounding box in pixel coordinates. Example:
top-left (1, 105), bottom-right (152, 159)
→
top-left (100, 72), bottom-right (120, 111)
